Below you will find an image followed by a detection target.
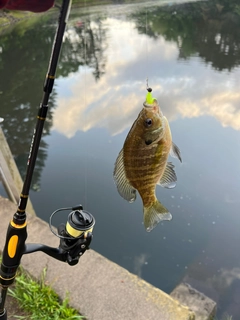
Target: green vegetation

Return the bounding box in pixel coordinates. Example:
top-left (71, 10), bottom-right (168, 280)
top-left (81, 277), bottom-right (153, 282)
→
top-left (0, 9), bottom-right (36, 30)
top-left (8, 268), bottom-right (85, 320)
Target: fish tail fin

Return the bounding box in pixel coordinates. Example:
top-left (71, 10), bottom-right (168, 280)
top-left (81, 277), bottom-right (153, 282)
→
top-left (143, 200), bottom-right (172, 232)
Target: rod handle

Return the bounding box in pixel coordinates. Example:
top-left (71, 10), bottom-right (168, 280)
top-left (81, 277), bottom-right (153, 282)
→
top-left (0, 221), bottom-right (27, 286)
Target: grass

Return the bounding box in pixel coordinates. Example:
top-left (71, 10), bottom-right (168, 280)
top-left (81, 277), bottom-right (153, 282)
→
top-left (8, 267), bottom-right (86, 320)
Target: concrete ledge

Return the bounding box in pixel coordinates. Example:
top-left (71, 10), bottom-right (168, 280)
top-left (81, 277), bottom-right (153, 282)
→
top-left (0, 126), bottom-right (35, 215)
top-left (170, 283), bottom-right (217, 320)
top-left (0, 197), bottom-right (195, 320)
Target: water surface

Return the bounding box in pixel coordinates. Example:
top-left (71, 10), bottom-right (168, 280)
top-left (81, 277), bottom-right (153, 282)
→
top-left (1, 1), bottom-right (240, 318)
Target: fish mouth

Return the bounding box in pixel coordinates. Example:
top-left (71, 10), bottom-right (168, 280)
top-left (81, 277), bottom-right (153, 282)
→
top-left (143, 99), bottom-right (158, 109)
top-left (143, 99), bottom-right (160, 114)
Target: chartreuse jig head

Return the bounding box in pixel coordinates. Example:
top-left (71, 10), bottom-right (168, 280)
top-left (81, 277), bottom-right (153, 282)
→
top-left (144, 79), bottom-right (158, 108)
top-left (146, 87), bottom-right (155, 104)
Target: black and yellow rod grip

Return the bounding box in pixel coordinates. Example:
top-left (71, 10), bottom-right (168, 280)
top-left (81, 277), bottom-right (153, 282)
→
top-left (0, 221), bottom-right (27, 286)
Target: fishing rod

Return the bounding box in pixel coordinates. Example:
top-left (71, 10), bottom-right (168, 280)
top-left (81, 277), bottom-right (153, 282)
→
top-left (0, 1), bottom-right (95, 319)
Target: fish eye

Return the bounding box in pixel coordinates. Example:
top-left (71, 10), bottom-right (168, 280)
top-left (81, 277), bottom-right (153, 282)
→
top-left (145, 118), bottom-right (152, 127)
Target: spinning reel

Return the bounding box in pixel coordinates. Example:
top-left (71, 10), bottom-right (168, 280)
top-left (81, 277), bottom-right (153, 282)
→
top-left (23, 205), bottom-right (95, 266)
top-left (49, 205), bottom-right (95, 265)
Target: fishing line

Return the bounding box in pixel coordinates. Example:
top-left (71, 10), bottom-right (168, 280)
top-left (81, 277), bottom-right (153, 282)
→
top-left (145, 6), bottom-right (154, 93)
top-left (145, 6), bottom-right (149, 89)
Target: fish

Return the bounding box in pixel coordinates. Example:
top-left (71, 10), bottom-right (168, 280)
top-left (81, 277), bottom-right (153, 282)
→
top-left (113, 89), bottom-right (182, 232)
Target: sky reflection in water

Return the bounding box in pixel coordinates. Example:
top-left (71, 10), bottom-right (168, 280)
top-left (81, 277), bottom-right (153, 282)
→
top-left (54, 16), bottom-right (240, 138)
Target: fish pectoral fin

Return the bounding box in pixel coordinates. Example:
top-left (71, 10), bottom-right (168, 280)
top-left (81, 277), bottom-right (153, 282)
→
top-left (144, 200), bottom-right (172, 232)
top-left (170, 142), bottom-right (182, 162)
top-left (158, 162), bottom-right (177, 189)
top-left (113, 149), bottom-right (137, 203)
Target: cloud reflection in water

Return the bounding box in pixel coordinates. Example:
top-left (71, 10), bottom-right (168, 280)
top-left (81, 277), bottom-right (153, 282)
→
top-left (53, 13), bottom-right (240, 139)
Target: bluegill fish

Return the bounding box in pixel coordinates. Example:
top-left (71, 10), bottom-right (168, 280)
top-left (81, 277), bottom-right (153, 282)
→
top-left (113, 90), bottom-right (181, 232)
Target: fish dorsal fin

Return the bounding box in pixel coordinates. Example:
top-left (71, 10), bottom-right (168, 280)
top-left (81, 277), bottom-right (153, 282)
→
top-left (170, 142), bottom-right (182, 163)
top-left (113, 149), bottom-right (137, 202)
top-left (158, 162), bottom-right (177, 189)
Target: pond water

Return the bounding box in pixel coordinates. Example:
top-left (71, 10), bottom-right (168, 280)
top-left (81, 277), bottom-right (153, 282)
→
top-left (1, 0), bottom-right (240, 318)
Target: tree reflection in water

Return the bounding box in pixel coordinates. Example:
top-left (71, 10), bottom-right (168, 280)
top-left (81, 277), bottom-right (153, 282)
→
top-left (0, 11), bottom-right (107, 190)
top-left (132, 0), bottom-right (240, 71)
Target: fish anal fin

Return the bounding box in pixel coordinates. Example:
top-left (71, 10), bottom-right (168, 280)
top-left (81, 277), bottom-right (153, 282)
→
top-left (158, 162), bottom-right (177, 189)
top-left (113, 149), bottom-right (137, 202)
top-left (144, 200), bottom-right (172, 232)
